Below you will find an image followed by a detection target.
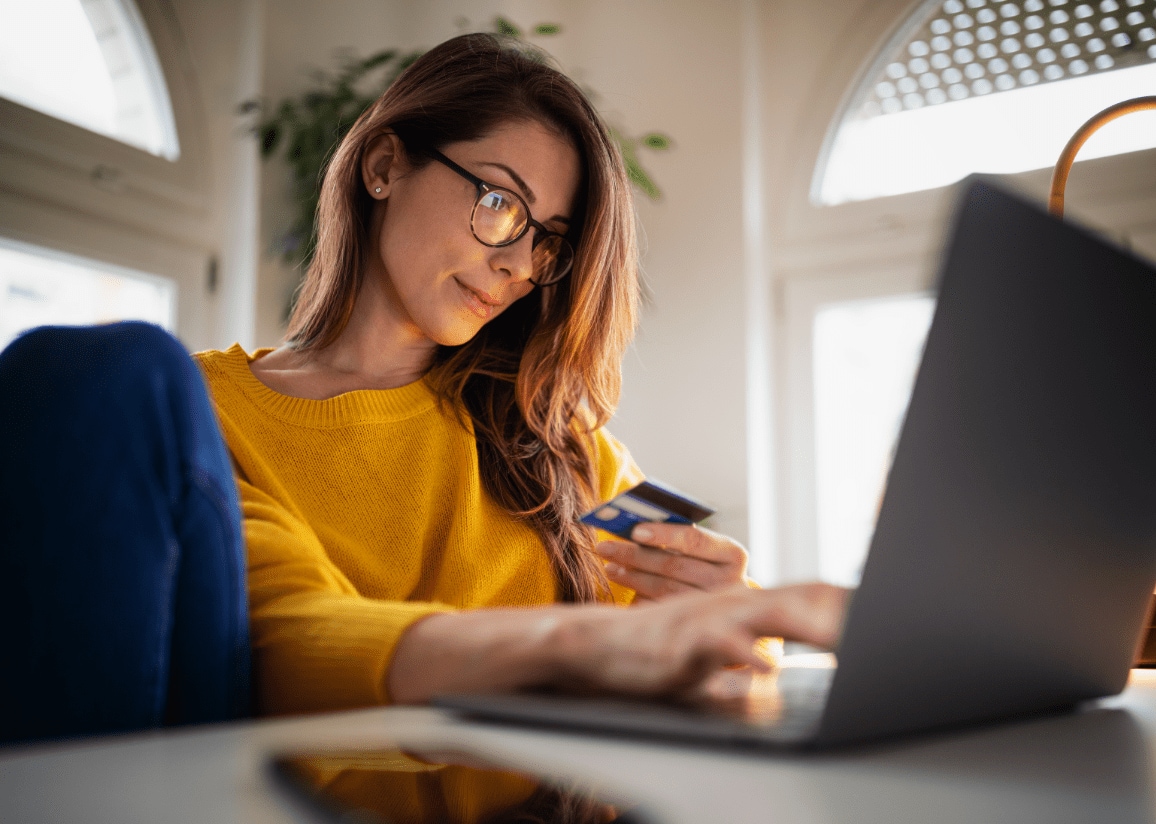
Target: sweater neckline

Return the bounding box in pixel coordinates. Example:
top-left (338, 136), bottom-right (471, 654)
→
top-left (218, 343), bottom-right (440, 425)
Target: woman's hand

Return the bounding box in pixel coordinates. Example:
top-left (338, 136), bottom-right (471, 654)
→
top-left (595, 523), bottom-right (748, 601)
top-left (555, 583), bottom-right (850, 699)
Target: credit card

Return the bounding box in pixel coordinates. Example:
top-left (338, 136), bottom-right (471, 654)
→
top-left (580, 479), bottom-right (715, 539)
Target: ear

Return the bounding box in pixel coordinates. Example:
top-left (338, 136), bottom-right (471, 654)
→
top-left (361, 132), bottom-right (405, 201)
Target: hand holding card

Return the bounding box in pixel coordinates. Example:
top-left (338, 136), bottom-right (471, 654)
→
top-left (582, 481), bottom-right (749, 602)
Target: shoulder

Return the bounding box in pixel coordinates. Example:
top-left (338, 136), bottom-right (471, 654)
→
top-left (191, 343), bottom-right (276, 416)
top-left (192, 343), bottom-right (267, 383)
top-left (193, 344), bottom-right (240, 394)
top-left (190, 346), bottom-right (224, 370)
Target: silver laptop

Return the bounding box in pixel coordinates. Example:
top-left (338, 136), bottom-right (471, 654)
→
top-left (436, 179), bottom-right (1156, 748)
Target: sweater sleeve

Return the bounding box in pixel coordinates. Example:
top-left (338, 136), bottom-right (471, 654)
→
top-left (238, 477), bottom-right (452, 714)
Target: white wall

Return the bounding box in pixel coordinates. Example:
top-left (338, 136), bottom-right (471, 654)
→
top-left (564, 0), bottom-right (753, 551)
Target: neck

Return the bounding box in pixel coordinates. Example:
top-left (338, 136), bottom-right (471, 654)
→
top-left (311, 265), bottom-right (437, 390)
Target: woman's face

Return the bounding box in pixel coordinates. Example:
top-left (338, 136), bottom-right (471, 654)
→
top-left (367, 120), bottom-right (582, 347)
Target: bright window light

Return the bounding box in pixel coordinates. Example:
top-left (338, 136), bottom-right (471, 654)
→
top-left (816, 0), bottom-right (1156, 205)
top-left (0, 238), bottom-right (175, 351)
top-left (0, 0), bottom-right (179, 159)
top-left (820, 62), bottom-right (1156, 204)
top-left (813, 294), bottom-right (935, 586)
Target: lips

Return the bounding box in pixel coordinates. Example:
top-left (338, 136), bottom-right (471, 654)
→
top-left (454, 277), bottom-right (502, 320)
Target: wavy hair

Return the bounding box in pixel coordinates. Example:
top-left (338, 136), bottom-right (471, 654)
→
top-left (285, 33), bottom-right (640, 602)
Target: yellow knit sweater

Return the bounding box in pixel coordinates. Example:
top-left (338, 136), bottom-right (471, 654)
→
top-left (194, 344), bottom-right (643, 717)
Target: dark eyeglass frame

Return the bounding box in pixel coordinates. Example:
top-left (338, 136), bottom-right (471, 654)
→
top-left (427, 148), bottom-right (575, 287)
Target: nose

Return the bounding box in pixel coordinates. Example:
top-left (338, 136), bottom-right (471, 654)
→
top-left (488, 231), bottom-right (536, 284)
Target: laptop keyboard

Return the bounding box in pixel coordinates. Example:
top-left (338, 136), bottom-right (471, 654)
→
top-left (760, 666), bottom-right (834, 739)
top-left (436, 663), bottom-right (838, 747)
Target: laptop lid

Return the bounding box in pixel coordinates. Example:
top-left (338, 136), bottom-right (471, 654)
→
top-left (814, 179), bottom-right (1156, 746)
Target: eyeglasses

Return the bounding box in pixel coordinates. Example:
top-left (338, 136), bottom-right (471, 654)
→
top-left (427, 148), bottom-right (575, 287)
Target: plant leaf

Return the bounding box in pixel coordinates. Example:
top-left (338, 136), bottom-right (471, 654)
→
top-left (494, 16), bottom-right (521, 37)
top-left (641, 133), bottom-right (671, 150)
top-left (533, 23), bottom-right (561, 35)
top-left (260, 125), bottom-right (280, 156)
top-left (360, 49), bottom-right (397, 71)
top-left (397, 50), bottom-right (422, 72)
top-left (625, 156), bottom-right (661, 200)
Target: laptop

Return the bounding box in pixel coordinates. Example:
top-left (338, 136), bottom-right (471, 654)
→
top-left (436, 179), bottom-right (1156, 748)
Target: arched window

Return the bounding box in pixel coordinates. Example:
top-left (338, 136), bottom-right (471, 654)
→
top-left (816, 0), bottom-right (1156, 205)
top-left (0, 0), bottom-right (179, 160)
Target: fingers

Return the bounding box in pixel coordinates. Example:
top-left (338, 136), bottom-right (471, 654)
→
top-left (690, 664), bottom-right (757, 703)
top-left (604, 561), bottom-right (698, 600)
top-left (742, 584), bottom-right (852, 649)
top-left (565, 589), bottom-right (803, 699)
top-left (629, 523), bottom-right (749, 569)
top-left (707, 631), bottom-right (774, 673)
top-left (593, 526), bottom-right (748, 602)
top-left (569, 585), bottom-right (847, 701)
top-left (596, 539), bottom-right (736, 591)
top-left (644, 624), bottom-right (770, 697)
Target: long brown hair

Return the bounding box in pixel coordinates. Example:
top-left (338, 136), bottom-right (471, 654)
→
top-left (286, 34), bottom-right (639, 602)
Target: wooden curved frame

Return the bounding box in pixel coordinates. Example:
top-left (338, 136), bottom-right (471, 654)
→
top-left (1049, 96), bottom-right (1156, 217)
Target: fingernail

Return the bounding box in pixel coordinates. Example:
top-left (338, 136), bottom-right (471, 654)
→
top-left (633, 525), bottom-right (653, 542)
top-left (606, 563), bottom-right (623, 576)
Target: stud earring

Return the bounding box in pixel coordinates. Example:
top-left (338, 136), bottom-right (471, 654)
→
top-left (374, 187), bottom-right (381, 194)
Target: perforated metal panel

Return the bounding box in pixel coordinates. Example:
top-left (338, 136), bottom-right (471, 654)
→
top-left (861, 0), bottom-right (1156, 117)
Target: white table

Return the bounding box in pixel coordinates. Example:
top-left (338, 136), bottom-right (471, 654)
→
top-left (4, 668), bottom-right (1156, 823)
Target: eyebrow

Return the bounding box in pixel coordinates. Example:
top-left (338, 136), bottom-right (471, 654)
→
top-left (478, 162), bottom-right (535, 204)
top-left (478, 161), bottom-right (571, 225)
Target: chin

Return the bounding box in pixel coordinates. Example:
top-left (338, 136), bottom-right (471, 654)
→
top-left (429, 316), bottom-right (487, 348)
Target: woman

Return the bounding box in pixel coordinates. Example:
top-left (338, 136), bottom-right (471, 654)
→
top-left (0, 30), bottom-right (845, 822)
top-left (192, 33), bottom-right (846, 720)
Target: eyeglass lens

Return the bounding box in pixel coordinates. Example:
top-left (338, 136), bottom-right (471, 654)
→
top-left (530, 234), bottom-right (573, 285)
top-left (474, 191), bottom-right (524, 240)
top-left (470, 189), bottom-right (573, 285)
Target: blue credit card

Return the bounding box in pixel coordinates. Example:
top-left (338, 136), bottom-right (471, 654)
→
top-left (580, 479), bottom-right (715, 539)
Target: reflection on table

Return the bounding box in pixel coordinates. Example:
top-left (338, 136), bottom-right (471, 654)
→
top-left (272, 747), bottom-right (649, 824)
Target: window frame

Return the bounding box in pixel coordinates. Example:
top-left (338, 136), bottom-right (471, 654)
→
top-left (0, 0), bottom-right (214, 346)
top-left (811, 0), bottom-right (943, 206)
